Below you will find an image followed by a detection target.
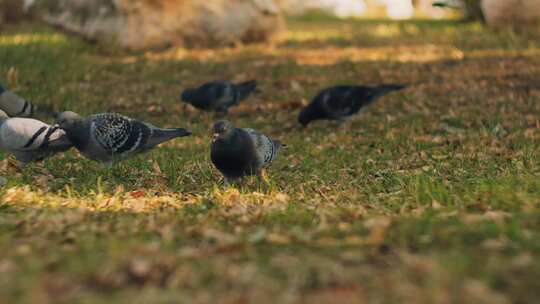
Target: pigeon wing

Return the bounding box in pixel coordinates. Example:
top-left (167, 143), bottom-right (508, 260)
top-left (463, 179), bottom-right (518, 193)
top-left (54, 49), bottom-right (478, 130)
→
top-left (323, 88), bottom-right (358, 117)
top-left (42, 128), bottom-right (72, 152)
top-left (0, 91), bottom-right (33, 117)
top-left (0, 118), bottom-right (51, 149)
top-left (205, 82), bottom-right (233, 109)
top-left (90, 113), bottom-right (150, 155)
top-left (322, 86), bottom-right (376, 118)
top-left (0, 118), bottom-right (71, 164)
top-left (242, 128), bottom-right (280, 167)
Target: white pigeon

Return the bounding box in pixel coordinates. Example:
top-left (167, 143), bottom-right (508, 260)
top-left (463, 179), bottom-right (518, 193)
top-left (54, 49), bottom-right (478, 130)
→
top-left (0, 110), bottom-right (72, 165)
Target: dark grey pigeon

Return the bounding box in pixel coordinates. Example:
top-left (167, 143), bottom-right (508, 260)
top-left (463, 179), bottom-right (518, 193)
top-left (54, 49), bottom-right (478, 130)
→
top-left (0, 110), bottom-right (72, 165)
top-left (298, 84), bottom-right (406, 127)
top-left (181, 80), bottom-right (257, 113)
top-left (57, 111), bottom-right (192, 168)
top-left (210, 120), bottom-right (283, 185)
top-left (0, 84), bottom-right (55, 118)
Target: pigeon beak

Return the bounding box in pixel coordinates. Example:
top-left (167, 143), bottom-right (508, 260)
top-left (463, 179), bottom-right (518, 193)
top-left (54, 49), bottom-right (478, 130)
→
top-left (212, 133), bottom-right (220, 141)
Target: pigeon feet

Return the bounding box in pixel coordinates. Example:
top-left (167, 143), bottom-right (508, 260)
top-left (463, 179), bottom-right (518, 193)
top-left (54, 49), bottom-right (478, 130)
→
top-left (260, 169), bottom-right (270, 185)
top-left (103, 161), bottom-right (113, 169)
top-left (337, 119), bottom-right (348, 128)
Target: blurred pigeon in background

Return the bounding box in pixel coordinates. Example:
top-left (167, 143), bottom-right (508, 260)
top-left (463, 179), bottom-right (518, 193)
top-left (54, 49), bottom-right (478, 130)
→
top-left (298, 84), bottom-right (406, 127)
top-left (0, 84), bottom-right (55, 118)
top-left (211, 120), bottom-right (283, 185)
top-left (0, 110), bottom-right (72, 165)
top-left (181, 80), bottom-right (257, 114)
top-left (57, 111), bottom-right (192, 168)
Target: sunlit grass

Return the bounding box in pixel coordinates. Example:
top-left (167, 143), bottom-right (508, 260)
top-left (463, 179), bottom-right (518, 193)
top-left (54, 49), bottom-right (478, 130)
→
top-left (85, 19), bottom-right (539, 67)
top-left (0, 33), bottom-right (68, 46)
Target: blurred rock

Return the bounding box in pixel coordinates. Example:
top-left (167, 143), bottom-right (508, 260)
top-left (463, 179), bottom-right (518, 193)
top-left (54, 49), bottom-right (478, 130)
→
top-left (278, 0), bottom-right (367, 17)
top-left (277, 0), bottom-right (306, 15)
top-left (385, 0), bottom-right (414, 20)
top-left (27, 0), bottom-right (284, 50)
top-left (279, 0), bottom-right (454, 20)
top-left (481, 0), bottom-right (540, 28)
top-left (414, 0), bottom-right (450, 19)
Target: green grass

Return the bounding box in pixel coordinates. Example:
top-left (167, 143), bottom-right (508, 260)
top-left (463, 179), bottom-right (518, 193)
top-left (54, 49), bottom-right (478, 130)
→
top-left (1, 17), bottom-right (540, 303)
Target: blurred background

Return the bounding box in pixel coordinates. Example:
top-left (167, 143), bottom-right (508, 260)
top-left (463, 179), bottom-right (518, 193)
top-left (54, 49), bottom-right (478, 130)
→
top-left (0, 0), bottom-right (537, 51)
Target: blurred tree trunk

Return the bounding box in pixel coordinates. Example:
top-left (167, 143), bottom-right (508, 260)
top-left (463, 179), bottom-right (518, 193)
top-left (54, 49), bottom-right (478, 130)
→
top-left (26, 0), bottom-right (284, 50)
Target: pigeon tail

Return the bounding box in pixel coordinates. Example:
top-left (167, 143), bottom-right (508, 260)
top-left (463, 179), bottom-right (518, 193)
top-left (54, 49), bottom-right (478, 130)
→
top-left (146, 128), bottom-right (192, 147)
top-left (235, 80), bottom-right (257, 100)
top-left (367, 84), bottom-right (406, 102)
top-left (376, 84), bottom-right (407, 91)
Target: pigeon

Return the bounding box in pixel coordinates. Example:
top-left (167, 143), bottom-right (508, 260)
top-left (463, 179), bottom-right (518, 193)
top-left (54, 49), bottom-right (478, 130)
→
top-left (210, 120), bottom-right (283, 185)
top-left (0, 84), bottom-right (55, 118)
top-left (181, 80), bottom-right (257, 113)
top-left (56, 111), bottom-right (192, 167)
top-left (298, 84), bottom-right (406, 127)
top-left (0, 110), bottom-right (72, 165)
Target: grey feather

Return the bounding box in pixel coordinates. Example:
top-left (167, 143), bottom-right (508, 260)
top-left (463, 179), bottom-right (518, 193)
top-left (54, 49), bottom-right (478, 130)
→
top-left (0, 85), bottom-right (56, 118)
top-left (181, 80), bottom-right (257, 113)
top-left (210, 121), bottom-right (283, 183)
top-left (0, 89), bottom-right (34, 117)
top-left (242, 128), bottom-right (282, 168)
top-left (57, 111), bottom-right (191, 166)
top-left (298, 84), bottom-right (406, 126)
top-left (0, 110), bottom-right (72, 164)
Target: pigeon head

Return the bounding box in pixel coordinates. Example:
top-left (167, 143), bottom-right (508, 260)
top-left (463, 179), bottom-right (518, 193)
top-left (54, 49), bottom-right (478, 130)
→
top-left (298, 107), bottom-right (320, 127)
top-left (0, 110), bottom-right (8, 121)
top-left (298, 100), bottom-right (328, 127)
top-left (57, 111), bottom-right (83, 130)
top-left (212, 120), bottom-right (234, 141)
top-left (298, 109), bottom-right (311, 127)
top-left (180, 89), bottom-right (194, 103)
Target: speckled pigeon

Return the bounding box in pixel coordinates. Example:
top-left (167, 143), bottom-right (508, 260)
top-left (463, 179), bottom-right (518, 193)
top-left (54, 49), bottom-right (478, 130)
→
top-left (298, 84), bottom-right (406, 127)
top-left (210, 120), bottom-right (283, 185)
top-left (0, 84), bottom-right (55, 118)
top-left (57, 111), bottom-right (192, 167)
top-left (181, 80), bottom-right (257, 113)
top-left (0, 110), bottom-right (72, 165)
